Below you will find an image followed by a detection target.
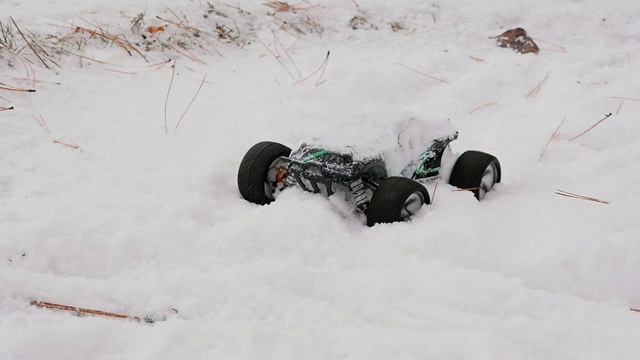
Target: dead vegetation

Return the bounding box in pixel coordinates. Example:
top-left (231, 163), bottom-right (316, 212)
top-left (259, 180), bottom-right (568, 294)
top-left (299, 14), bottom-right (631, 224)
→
top-left (494, 28), bottom-right (539, 54)
top-left (569, 113), bottom-right (613, 141)
top-left (264, 1), bottom-right (323, 35)
top-left (349, 15), bottom-right (378, 30)
top-left (31, 300), bottom-right (160, 324)
top-left (555, 189), bottom-right (609, 204)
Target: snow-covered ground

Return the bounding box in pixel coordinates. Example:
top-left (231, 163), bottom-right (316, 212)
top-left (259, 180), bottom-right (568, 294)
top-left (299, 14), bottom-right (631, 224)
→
top-left (2, 1), bottom-right (640, 358)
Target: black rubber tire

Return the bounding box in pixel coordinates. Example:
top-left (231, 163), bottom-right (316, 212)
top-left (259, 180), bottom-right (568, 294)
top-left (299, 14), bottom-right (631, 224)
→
top-left (237, 141), bottom-right (291, 205)
top-left (366, 177), bottom-right (430, 227)
top-left (449, 150), bottom-right (501, 200)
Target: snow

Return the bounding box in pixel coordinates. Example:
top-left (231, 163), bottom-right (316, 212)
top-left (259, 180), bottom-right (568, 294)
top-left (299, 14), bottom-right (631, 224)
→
top-left (2, 0), bottom-right (640, 358)
top-left (300, 110), bottom-right (457, 175)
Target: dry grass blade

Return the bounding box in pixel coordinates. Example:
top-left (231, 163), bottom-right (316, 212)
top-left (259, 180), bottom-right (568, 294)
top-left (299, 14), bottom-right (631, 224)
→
top-left (165, 43), bottom-right (206, 65)
top-left (569, 113), bottom-right (612, 141)
top-left (527, 71), bottom-right (550, 98)
top-left (175, 73), bottom-right (208, 132)
top-left (264, 1), bottom-right (322, 14)
top-left (0, 106), bottom-right (14, 111)
top-left (397, 63), bottom-right (449, 84)
top-left (164, 61), bottom-right (177, 134)
top-left (555, 189), bottom-right (609, 204)
top-left (10, 17), bottom-right (51, 69)
top-left (31, 301), bottom-right (152, 323)
top-left (155, 16), bottom-right (223, 56)
top-left (539, 116), bottom-right (566, 162)
top-left (71, 22), bottom-right (148, 62)
top-left (264, 1), bottom-right (323, 33)
top-left (631, 308), bottom-right (640, 313)
top-left (0, 83), bottom-right (36, 92)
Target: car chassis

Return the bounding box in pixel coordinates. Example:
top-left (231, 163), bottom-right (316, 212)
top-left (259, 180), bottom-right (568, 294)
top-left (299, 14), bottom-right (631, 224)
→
top-left (238, 112), bottom-right (501, 226)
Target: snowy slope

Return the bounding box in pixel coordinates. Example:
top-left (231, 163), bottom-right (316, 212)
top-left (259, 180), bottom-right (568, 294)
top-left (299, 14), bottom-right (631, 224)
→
top-left (2, 1), bottom-right (640, 359)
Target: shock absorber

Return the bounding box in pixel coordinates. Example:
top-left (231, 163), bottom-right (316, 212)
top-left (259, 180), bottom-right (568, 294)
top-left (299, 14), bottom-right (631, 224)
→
top-left (350, 179), bottom-right (369, 211)
top-left (283, 172), bottom-right (297, 188)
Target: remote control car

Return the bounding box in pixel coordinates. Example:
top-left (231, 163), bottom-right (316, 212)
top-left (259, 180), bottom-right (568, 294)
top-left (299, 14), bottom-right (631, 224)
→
top-left (237, 111), bottom-right (501, 226)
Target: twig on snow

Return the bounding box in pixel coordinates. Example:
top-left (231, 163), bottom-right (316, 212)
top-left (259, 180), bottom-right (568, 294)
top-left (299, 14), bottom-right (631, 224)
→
top-left (615, 100), bottom-right (624, 115)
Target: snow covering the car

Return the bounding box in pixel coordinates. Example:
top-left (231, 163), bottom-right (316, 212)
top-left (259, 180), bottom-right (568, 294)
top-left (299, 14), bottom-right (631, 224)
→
top-left (299, 111), bottom-right (458, 176)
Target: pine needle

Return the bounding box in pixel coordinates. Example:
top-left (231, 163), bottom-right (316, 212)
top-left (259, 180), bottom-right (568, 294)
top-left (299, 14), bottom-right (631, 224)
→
top-left (533, 38), bottom-right (567, 53)
top-left (295, 50), bottom-right (330, 86)
top-left (175, 73), bottom-right (208, 132)
top-left (468, 102), bottom-right (495, 114)
top-left (610, 96), bottom-right (640, 102)
top-left (0, 84), bottom-right (36, 92)
top-left (164, 61), bottom-right (177, 134)
top-left (569, 113), bottom-right (612, 141)
top-left (254, 34), bottom-right (296, 81)
top-left (527, 71), bottom-right (550, 98)
top-left (33, 114), bottom-right (49, 133)
top-left (31, 301), bottom-right (154, 324)
top-left (555, 189), bottom-right (609, 204)
top-left (397, 63), bottom-right (449, 84)
top-left (54, 139), bottom-right (82, 151)
top-left (10, 17), bottom-right (51, 69)
top-left (539, 116), bottom-right (566, 162)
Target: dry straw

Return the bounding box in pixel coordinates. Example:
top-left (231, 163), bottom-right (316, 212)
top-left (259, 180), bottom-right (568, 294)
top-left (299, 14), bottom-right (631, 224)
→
top-left (31, 300), bottom-right (155, 324)
top-left (555, 189), bottom-right (609, 204)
